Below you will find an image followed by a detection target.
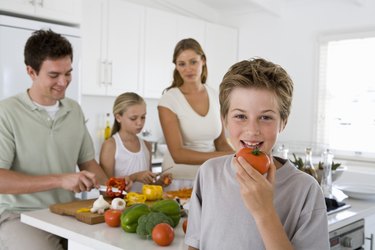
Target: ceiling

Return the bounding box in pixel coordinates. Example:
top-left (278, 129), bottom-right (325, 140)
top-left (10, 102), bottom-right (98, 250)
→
top-left (128, 0), bottom-right (365, 22)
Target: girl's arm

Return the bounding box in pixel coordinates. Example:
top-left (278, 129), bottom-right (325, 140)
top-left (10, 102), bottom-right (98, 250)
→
top-left (158, 106), bottom-right (233, 165)
top-left (99, 138), bottom-right (116, 178)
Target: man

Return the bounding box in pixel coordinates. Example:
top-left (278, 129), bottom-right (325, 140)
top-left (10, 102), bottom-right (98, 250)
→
top-left (0, 29), bottom-right (129, 249)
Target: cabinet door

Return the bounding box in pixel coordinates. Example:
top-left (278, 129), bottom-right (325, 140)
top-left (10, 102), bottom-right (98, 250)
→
top-left (36, 0), bottom-right (82, 24)
top-left (176, 15), bottom-right (205, 47)
top-left (0, 0), bottom-right (35, 15)
top-left (105, 0), bottom-right (144, 96)
top-left (143, 8), bottom-right (178, 99)
top-left (81, 0), bottom-right (107, 95)
top-left (204, 23), bottom-right (238, 91)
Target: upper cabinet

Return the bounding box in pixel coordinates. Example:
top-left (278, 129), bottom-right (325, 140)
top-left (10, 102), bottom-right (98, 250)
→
top-left (80, 0), bottom-right (238, 98)
top-left (0, 0), bottom-right (81, 24)
top-left (204, 23), bottom-right (238, 90)
top-left (81, 0), bottom-right (144, 96)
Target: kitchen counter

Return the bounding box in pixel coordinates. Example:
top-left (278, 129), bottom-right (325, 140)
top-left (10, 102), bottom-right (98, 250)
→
top-left (328, 198), bottom-right (375, 232)
top-left (20, 198), bottom-right (375, 249)
top-left (21, 209), bottom-right (188, 250)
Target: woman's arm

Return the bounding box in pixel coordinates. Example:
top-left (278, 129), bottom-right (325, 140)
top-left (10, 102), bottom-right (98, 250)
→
top-left (158, 106), bottom-right (233, 165)
top-left (214, 126), bottom-right (234, 152)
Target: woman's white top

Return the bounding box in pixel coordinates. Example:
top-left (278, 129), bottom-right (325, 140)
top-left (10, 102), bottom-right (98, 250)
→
top-left (158, 85), bottom-right (222, 187)
top-left (113, 132), bottom-right (150, 192)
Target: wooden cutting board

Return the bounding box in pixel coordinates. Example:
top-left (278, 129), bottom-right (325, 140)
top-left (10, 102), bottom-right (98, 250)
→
top-left (49, 199), bottom-right (105, 225)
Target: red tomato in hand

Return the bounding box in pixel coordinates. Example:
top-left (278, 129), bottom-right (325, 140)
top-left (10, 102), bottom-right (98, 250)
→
top-left (236, 148), bottom-right (271, 174)
top-left (152, 223), bottom-right (174, 246)
top-left (104, 209), bottom-right (122, 227)
top-left (182, 219), bottom-right (188, 234)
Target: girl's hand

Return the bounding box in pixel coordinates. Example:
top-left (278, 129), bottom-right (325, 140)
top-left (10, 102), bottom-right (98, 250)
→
top-left (233, 155), bottom-right (276, 217)
top-left (135, 170), bottom-right (156, 184)
top-left (154, 173), bottom-right (173, 187)
top-left (124, 176), bottom-right (133, 191)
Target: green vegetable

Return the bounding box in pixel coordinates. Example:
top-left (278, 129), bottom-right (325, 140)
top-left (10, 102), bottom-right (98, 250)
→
top-left (150, 199), bottom-right (181, 227)
top-left (318, 161), bottom-right (342, 171)
top-left (136, 212), bottom-right (174, 238)
top-left (290, 153), bottom-right (304, 170)
top-left (121, 203), bottom-right (150, 233)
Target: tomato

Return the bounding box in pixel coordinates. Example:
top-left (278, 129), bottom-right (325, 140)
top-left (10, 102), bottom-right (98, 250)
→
top-left (152, 223), bottom-right (174, 246)
top-left (104, 209), bottom-right (122, 227)
top-left (182, 219), bottom-right (188, 234)
top-left (236, 148), bottom-right (271, 174)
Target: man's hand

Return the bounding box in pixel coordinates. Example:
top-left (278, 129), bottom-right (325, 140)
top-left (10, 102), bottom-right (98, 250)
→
top-left (60, 170), bottom-right (98, 193)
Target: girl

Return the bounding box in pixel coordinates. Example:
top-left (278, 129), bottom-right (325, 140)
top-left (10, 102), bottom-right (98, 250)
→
top-left (185, 58), bottom-right (329, 249)
top-left (100, 92), bottom-right (170, 192)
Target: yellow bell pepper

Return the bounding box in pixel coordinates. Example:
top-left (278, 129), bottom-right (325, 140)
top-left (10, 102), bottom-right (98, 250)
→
top-left (142, 185), bottom-right (163, 201)
top-left (126, 192), bottom-right (146, 206)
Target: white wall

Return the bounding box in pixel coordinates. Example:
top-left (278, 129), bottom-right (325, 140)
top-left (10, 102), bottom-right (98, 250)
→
top-left (226, 0), bottom-right (375, 149)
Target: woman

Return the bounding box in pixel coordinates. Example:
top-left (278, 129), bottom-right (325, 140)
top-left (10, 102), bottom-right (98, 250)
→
top-left (158, 38), bottom-right (234, 190)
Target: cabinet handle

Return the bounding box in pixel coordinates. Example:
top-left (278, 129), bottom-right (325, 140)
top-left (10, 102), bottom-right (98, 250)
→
top-left (100, 61), bottom-right (107, 86)
top-left (29, 0), bottom-right (35, 6)
top-left (108, 61), bottom-right (112, 86)
top-left (37, 0), bottom-right (43, 7)
top-left (366, 233), bottom-right (374, 250)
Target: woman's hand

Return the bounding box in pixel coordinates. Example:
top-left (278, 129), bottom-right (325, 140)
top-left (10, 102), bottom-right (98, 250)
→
top-left (233, 155), bottom-right (276, 217)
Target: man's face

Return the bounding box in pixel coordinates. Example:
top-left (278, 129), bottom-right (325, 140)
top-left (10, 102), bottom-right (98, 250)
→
top-left (27, 56), bottom-right (72, 105)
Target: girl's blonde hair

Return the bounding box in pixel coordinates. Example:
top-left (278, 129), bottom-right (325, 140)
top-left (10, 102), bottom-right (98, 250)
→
top-left (111, 92), bottom-right (145, 136)
top-left (219, 58), bottom-right (294, 123)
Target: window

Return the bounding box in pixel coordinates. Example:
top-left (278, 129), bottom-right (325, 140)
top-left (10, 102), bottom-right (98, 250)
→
top-left (317, 34), bottom-right (375, 161)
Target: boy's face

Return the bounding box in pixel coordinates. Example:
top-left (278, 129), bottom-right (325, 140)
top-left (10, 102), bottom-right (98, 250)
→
top-left (116, 104), bottom-right (146, 135)
top-left (27, 56), bottom-right (72, 105)
top-left (225, 87), bottom-right (285, 155)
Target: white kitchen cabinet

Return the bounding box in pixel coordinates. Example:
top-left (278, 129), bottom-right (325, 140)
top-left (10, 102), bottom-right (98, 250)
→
top-left (143, 8), bottom-right (178, 98)
top-left (142, 9), bottom-right (207, 98)
top-left (204, 22), bottom-right (238, 90)
top-left (0, 0), bottom-right (81, 24)
top-left (81, 0), bottom-right (144, 96)
top-left (365, 213), bottom-right (375, 250)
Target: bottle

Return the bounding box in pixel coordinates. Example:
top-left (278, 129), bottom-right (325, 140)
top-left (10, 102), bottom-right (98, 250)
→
top-left (104, 113), bottom-right (111, 140)
top-left (302, 147), bottom-right (319, 181)
top-left (321, 149), bottom-right (334, 198)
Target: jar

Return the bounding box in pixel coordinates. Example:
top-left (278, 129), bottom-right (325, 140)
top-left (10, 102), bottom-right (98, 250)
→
top-left (321, 149), bottom-right (334, 198)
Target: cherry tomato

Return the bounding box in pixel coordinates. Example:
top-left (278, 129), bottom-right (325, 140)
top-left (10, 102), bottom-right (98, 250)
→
top-left (163, 176), bottom-right (172, 185)
top-left (236, 148), bottom-right (271, 174)
top-left (104, 209), bottom-right (122, 227)
top-left (182, 219), bottom-right (188, 234)
top-left (152, 223), bottom-right (174, 246)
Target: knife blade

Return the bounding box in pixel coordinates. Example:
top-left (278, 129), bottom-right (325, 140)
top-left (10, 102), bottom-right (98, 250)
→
top-left (155, 166), bottom-right (174, 177)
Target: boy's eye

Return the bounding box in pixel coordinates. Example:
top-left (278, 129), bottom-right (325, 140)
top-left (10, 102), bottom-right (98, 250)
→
top-left (260, 115), bottom-right (273, 121)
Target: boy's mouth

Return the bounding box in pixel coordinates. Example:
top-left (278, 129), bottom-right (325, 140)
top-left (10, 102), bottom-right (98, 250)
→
top-left (241, 140), bottom-right (263, 149)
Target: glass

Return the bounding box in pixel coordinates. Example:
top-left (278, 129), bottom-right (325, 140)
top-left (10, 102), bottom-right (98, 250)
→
top-left (104, 113), bottom-right (111, 140)
top-left (301, 147), bottom-right (319, 181)
top-left (321, 149), bottom-right (334, 198)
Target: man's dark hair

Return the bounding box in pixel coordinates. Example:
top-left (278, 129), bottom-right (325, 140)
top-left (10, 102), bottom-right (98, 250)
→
top-left (24, 29), bottom-right (73, 73)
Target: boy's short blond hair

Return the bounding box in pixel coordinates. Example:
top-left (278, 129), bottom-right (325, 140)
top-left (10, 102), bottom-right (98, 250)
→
top-left (219, 58), bottom-right (294, 123)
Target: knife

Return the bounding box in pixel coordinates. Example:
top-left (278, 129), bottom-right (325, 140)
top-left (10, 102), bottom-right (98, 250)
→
top-left (153, 166), bottom-right (173, 183)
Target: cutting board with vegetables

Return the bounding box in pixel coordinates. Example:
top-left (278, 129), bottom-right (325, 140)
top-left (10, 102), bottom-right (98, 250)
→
top-left (49, 199), bottom-right (104, 225)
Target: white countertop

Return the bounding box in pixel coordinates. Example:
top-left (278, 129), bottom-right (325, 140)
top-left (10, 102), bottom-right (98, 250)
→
top-left (20, 197), bottom-right (375, 249)
top-left (21, 209), bottom-right (188, 250)
top-left (328, 198), bottom-right (375, 232)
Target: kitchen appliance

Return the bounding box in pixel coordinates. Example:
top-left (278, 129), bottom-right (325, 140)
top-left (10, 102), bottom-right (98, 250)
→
top-left (0, 14), bottom-right (81, 102)
top-left (329, 219), bottom-right (365, 249)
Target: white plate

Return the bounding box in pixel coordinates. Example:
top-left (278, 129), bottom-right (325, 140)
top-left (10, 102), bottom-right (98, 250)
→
top-left (337, 184), bottom-right (375, 200)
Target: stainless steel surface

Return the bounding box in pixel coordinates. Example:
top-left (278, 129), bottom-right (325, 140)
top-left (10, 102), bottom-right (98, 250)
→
top-left (327, 204), bottom-right (352, 216)
top-left (329, 219), bottom-right (365, 249)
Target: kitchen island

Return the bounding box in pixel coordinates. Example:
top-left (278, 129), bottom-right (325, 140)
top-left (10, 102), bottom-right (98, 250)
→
top-left (21, 198), bottom-right (375, 249)
top-left (21, 208), bottom-right (188, 250)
